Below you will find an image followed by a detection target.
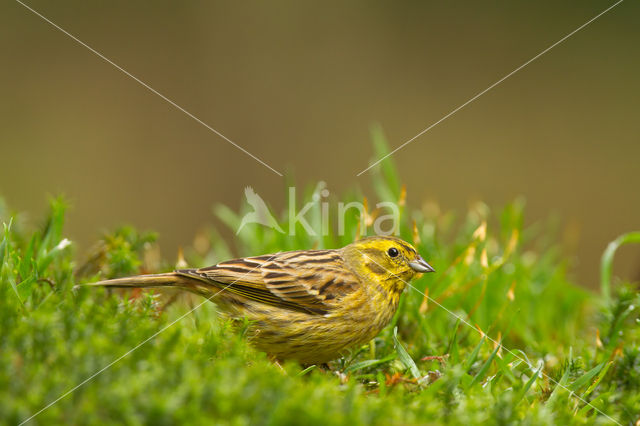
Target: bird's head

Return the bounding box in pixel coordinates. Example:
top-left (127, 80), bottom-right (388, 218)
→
top-left (342, 236), bottom-right (434, 294)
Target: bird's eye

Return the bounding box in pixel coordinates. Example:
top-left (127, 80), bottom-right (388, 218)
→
top-left (388, 247), bottom-right (399, 258)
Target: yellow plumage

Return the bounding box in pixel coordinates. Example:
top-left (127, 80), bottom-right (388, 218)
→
top-left (88, 236), bottom-right (434, 364)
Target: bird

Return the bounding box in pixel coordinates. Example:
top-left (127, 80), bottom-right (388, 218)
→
top-left (87, 235), bottom-right (434, 364)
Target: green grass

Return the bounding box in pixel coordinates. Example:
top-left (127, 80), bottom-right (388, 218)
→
top-left (1, 138), bottom-right (639, 425)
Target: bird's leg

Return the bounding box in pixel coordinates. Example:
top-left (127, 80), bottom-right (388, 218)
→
top-left (312, 363), bottom-right (348, 383)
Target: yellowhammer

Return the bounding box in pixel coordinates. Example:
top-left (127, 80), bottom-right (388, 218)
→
top-left (89, 236), bottom-right (434, 364)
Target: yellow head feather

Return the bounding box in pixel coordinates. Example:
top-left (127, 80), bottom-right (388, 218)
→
top-left (342, 236), bottom-right (434, 294)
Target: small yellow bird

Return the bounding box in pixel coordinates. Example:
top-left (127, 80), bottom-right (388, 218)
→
top-left (89, 236), bottom-right (434, 364)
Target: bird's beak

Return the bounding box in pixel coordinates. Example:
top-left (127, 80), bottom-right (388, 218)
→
top-left (409, 255), bottom-right (435, 273)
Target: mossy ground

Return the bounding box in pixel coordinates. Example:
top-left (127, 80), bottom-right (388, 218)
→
top-left (1, 142), bottom-right (638, 425)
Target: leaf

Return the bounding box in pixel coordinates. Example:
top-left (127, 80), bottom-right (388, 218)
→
top-left (393, 327), bottom-right (421, 380)
top-left (17, 275), bottom-right (37, 301)
top-left (8, 277), bottom-right (24, 307)
top-left (446, 318), bottom-right (461, 365)
top-left (37, 238), bottom-right (71, 273)
top-left (19, 233), bottom-right (38, 280)
top-left (516, 365), bottom-right (542, 404)
top-left (468, 339), bottom-right (501, 388)
top-left (576, 391), bottom-right (612, 417)
top-left (600, 231), bottom-right (640, 304)
top-left (567, 362), bottom-right (606, 393)
top-left (493, 351), bottom-right (518, 384)
top-left (464, 335), bottom-right (486, 372)
top-left (38, 197), bottom-right (67, 259)
top-left (0, 218), bottom-right (13, 275)
top-left (344, 354), bottom-right (397, 374)
top-left (297, 365), bottom-right (317, 376)
top-left (546, 356), bottom-right (572, 407)
top-left (582, 361), bottom-right (612, 398)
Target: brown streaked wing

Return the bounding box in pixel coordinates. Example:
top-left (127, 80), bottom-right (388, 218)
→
top-left (187, 249), bottom-right (361, 314)
top-left (261, 249), bottom-right (360, 305)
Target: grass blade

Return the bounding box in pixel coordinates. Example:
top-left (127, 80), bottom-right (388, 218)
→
top-left (446, 318), bottom-right (461, 365)
top-left (393, 327), bottom-right (421, 380)
top-left (546, 364), bottom-right (572, 406)
top-left (464, 335), bottom-right (487, 372)
top-left (600, 231), bottom-right (640, 304)
top-left (344, 354), bottom-right (397, 374)
top-left (582, 361), bottom-right (612, 398)
top-left (568, 362), bottom-right (606, 393)
top-left (468, 339), bottom-right (501, 388)
top-left (517, 365), bottom-right (542, 404)
top-left (0, 218), bottom-right (12, 275)
top-left (297, 365), bottom-right (317, 376)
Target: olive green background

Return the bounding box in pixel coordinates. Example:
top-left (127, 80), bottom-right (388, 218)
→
top-left (1, 0), bottom-right (638, 288)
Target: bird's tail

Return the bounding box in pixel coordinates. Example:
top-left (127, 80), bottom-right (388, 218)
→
top-left (83, 272), bottom-right (197, 291)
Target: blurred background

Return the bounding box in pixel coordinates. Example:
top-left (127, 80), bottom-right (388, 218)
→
top-left (1, 0), bottom-right (638, 289)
